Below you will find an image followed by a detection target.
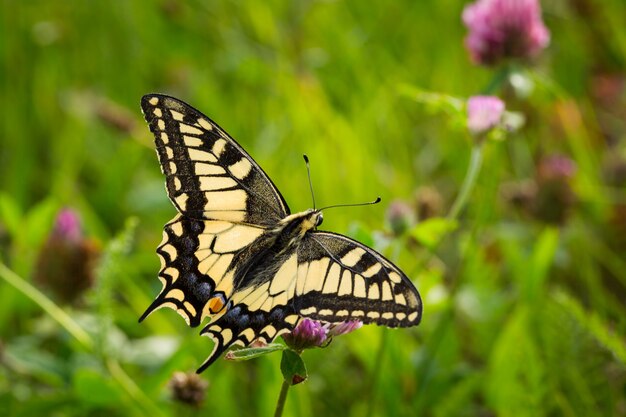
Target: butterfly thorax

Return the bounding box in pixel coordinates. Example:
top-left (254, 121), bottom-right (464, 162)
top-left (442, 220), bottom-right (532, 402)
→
top-left (276, 209), bottom-right (323, 240)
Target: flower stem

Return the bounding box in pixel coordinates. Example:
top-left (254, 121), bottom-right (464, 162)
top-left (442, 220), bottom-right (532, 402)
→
top-left (365, 329), bottom-right (389, 417)
top-left (0, 261), bottom-right (94, 350)
top-left (447, 143), bottom-right (484, 220)
top-left (274, 379), bottom-right (291, 417)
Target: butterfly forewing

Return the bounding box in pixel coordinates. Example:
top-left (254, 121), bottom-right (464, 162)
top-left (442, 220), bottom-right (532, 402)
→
top-left (294, 232), bottom-right (422, 327)
top-left (141, 94), bottom-right (290, 225)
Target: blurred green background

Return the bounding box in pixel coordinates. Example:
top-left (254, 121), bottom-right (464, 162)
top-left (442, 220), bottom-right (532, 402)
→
top-left (1, 0), bottom-right (625, 416)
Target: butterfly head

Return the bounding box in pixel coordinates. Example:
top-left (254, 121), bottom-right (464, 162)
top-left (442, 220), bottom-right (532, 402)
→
top-left (280, 209), bottom-right (324, 237)
top-left (301, 209), bottom-right (323, 231)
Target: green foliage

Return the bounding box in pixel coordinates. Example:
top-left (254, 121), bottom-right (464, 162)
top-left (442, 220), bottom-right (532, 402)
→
top-left (1, 0), bottom-right (625, 416)
top-left (280, 350), bottom-right (308, 386)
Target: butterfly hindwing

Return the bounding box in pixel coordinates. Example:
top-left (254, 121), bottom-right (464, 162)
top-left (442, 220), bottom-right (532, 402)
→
top-left (293, 232), bottom-right (422, 327)
top-left (139, 214), bottom-right (269, 327)
top-left (141, 94), bottom-right (290, 225)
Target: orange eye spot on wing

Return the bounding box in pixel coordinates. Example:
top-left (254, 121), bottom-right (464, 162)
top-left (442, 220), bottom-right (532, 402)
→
top-left (208, 295), bottom-right (226, 313)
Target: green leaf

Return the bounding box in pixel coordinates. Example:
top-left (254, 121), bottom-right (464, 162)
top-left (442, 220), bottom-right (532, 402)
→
top-left (523, 227), bottom-right (559, 302)
top-left (73, 368), bottom-right (124, 406)
top-left (554, 290), bottom-right (626, 365)
top-left (0, 192), bottom-right (22, 238)
top-left (280, 349), bottom-right (307, 385)
top-left (409, 218), bottom-right (458, 249)
top-left (224, 343), bottom-right (286, 361)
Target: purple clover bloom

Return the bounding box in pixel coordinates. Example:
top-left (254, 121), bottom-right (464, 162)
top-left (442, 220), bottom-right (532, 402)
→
top-left (327, 321), bottom-right (363, 337)
top-left (53, 208), bottom-right (82, 243)
top-left (462, 0), bottom-right (550, 66)
top-left (467, 96), bottom-right (505, 136)
top-left (282, 319), bottom-right (328, 351)
top-left (538, 155), bottom-right (577, 180)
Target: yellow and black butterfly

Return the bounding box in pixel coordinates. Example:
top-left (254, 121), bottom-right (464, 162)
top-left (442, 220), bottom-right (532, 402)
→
top-left (139, 94), bottom-right (422, 372)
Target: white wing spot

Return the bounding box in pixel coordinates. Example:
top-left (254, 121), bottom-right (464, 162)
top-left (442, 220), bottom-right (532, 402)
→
top-left (163, 267), bottom-right (180, 283)
top-left (184, 135), bottom-right (203, 147)
top-left (188, 148), bottom-right (217, 162)
top-left (197, 118), bottom-right (213, 130)
top-left (173, 177), bottom-right (182, 191)
top-left (322, 263), bottom-right (341, 294)
top-left (381, 281), bottom-right (393, 301)
top-left (341, 247), bottom-right (366, 267)
top-left (261, 325), bottom-right (277, 339)
top-left (362, 263), bottom-right (382, 278)
top-left (338, 270), bottom-right (352, 296)
top-left (157, 119), bottom-right (165, 130)
top-left (170, 221), bottom-right (184, 237)
top-left (179, 123), bottom-right (203, 135)
top-left (300, 306), bottom-right (317, 315)
top-left (153, 108), bottom-right (162, 117)
top-left (368, 283), bottom-right (380, 299)
top-left (199, 176), bottom-right (238, 190)
top-left (149, 97), bottom-right (159, 105)
top-left (388, 272), bottom-right (402, 284)
top-left (161, 244), bottom-right (178, 261)
top-left (212, 139), bottom-right (227, 157)
top-left (395, 293), bottom-right (407, 306)
top-left (184, 301), bottom-right (197, 316)
top-left (166, 289), bottom-right (185, 301)
top-left (160, 132), bottom-right (169, 144)
top-left (170, 110), bottom-right (184, 121)
top-left (195, 162), bottom-right (226, 176)
top-left (220, 328), bottom-right (233, 344)
top-left (353, 275), bottom-right (367, 298)
top-left (204, 190), bottom-right (247, 211)
top-left (228, 158), bottom-right (253, 180)
top-left (175, 193), bottom-right (188, 210)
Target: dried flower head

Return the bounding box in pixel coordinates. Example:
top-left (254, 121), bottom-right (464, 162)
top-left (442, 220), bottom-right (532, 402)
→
top-left (169, 371), bottom-right (209, 407)
top-left (414, 186), bottom-right (444, 221)
top-left (282, 319), bottom-right (328, 351)
top-left (386, 200), bottom-right (415, 236)
top-left (34, 208), bottom-right (99, 304)
top-left (467, 96), bottom-right (505, 136)
top-left (534, 155), bottom-right (577, 224)
top-left (462, 0), bottom-right (550, 66)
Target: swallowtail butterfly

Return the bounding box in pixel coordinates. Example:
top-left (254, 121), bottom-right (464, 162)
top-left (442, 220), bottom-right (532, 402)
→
top-left (139, 94), bottom-right (422, 372)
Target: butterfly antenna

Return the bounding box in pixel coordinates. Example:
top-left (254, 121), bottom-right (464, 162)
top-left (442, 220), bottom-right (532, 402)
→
top-left (319, 197), bottom-right (381, 212)
top-left (303, 154), bottom-right (316, 209)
